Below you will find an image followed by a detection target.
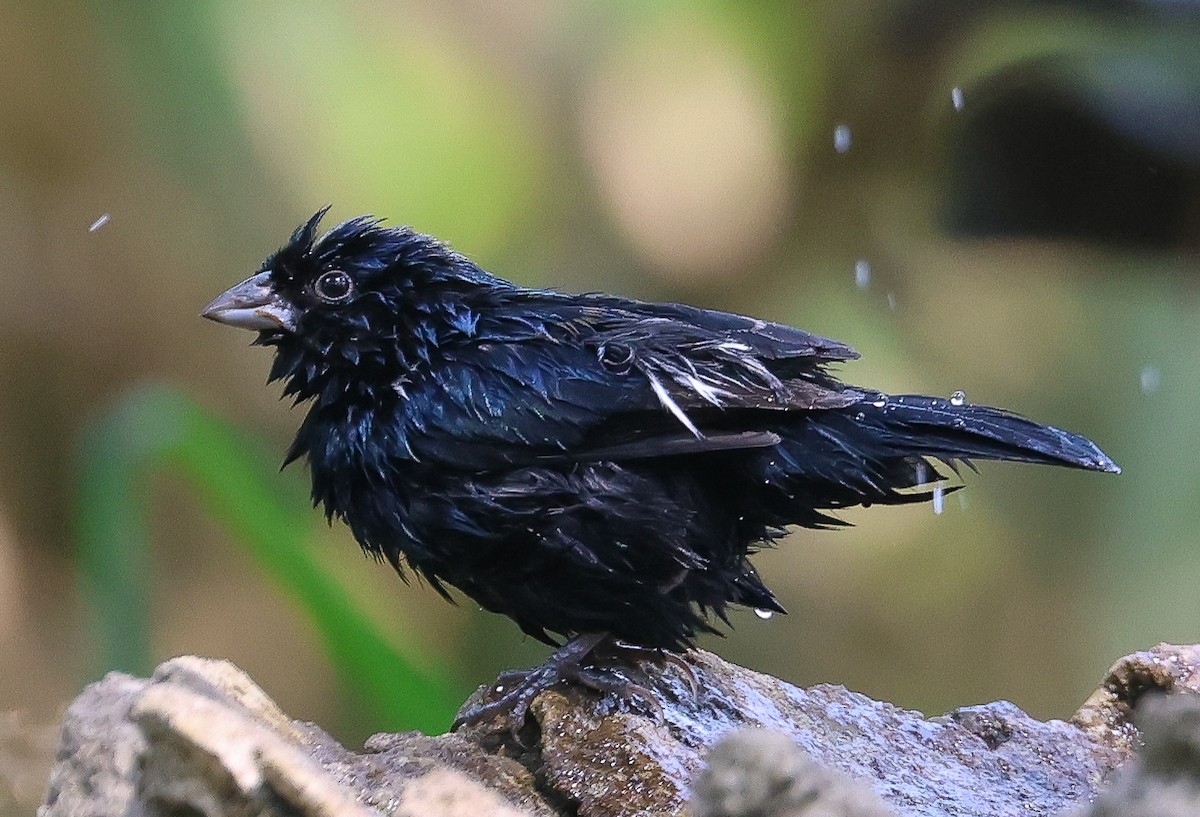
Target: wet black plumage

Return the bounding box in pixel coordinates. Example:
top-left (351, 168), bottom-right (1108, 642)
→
top-left (203, 210), bottom-right (1118, 706)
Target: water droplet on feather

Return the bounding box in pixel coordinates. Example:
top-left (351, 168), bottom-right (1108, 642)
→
top-left (932, 482), bottom-right (946, 515)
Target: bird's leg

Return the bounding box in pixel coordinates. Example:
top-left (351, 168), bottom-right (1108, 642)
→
top-left (454, 632), bottom-right (674, 730)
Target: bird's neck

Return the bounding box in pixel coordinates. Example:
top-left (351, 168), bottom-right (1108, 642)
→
top-left (288, 396), bottom-right (416, 541)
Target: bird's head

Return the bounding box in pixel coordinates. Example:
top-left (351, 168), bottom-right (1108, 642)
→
top-left (202, 207), bottom-right (503, 405)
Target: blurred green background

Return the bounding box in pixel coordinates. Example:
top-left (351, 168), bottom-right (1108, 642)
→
top-left (3, 0), bottom-right (1200, 810)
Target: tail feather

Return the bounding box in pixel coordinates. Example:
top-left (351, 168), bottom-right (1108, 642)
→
top-left (764, 393), bottom-right (1118, 524)
top-left (865, 394), bottom-right (1120, 474)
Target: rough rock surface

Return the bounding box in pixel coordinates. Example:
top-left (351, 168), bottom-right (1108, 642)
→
top-left (36, 644), bottom-right (1200, 817)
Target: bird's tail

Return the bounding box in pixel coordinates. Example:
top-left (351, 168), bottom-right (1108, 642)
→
top-left (853, 393), bottom-right (1118, 472)
top-left (766, 393), bottom-right (1119, 525)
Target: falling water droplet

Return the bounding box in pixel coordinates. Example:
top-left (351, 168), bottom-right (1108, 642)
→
top-left (950, 390), bottom-right (967, 406)
top-left (89, 213), bottom-right (111, 232)
top-left (951, 86), bottom-right (965, 111)
top-left (932, 482), bottom-right (946, 514)
top-left (915, 461), bottom-right (928, 485)
top-left (872, 393), bottom-right (888, 408)
top-left (1139, 365), bottom-right (1161, 395)
top-left (833, 123), bottom-right (853, 154)
top-left (886, 292), bottom-right (897, 310)
top-left (854, 259), bottom-right (871, 289)
top-left (754, 608), bottom-right (774, 620)
top-left (855, 411), bottom-right (865, 421)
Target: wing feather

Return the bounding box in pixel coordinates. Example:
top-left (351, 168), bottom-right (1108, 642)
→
top-left (394, 289), bottom-right (860, 466)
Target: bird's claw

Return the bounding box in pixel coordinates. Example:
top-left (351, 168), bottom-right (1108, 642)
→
top-left (609, 640), bottom-right (700, 697)
top-left (452, 633), bottom-right (685, 734)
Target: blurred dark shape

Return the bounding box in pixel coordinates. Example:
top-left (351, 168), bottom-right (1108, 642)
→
top-left (867, 0), bottom-right (1200, 249)
top-left (944, 53), bottom-right (1200, 248)
top-left (691, 728), bottom-right (896, 817)
top-left (887, 1), bottom-right (1200, 57)
top-left (1085, 693), bottom-right (1200, 816)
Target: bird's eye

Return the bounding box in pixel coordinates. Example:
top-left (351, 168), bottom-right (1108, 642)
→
top-left (314, 270), bottom-right (354, 303)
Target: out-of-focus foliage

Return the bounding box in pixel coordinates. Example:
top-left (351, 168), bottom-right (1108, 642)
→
top-left (76, 385), bottom-right (463, 734)
top-left (2, 3), bottom-right (1199, 812)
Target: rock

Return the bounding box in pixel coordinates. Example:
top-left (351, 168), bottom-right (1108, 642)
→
top-left (691, 728), bottom-right (896, 817)
top-left (38, 656), bottom-right (549, 817)
top-left (1073, 643), bottom-right (1200, 753)
top-left (1069, 691), bottom-right (1200, 817)
top-left (35, 644), bottom-right (1200, 817)
top-left (488, 650), bottom-right (1129, 817)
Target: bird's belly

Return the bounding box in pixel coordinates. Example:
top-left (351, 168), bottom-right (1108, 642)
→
top-left (347, 459), bottom-right (775, 650)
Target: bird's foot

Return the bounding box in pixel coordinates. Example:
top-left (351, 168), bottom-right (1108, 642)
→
top-left (453, 633), bottom-right (674, 732)
top-left (609, 640), bottom-right (699, 697)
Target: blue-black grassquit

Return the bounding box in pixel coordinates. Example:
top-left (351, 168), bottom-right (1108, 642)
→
top-left (203, 209), bottom-right (1118, 725)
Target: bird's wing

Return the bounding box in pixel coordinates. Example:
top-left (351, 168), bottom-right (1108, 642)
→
top-left (393, 292), bottom-right (862, 468)
top-left (589, 312), bottom-right (862, 428)
top-left (604, 297), bottom-right (861, 365)
top-left (526, 292), bottom-right (864, 423)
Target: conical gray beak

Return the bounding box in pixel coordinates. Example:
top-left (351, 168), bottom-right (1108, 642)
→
top-left (201, 272), bottom-right (298, 332)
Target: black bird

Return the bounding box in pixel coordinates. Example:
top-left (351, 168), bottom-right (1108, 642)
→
top-left (203, 209), bottom-right (1119, 725)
